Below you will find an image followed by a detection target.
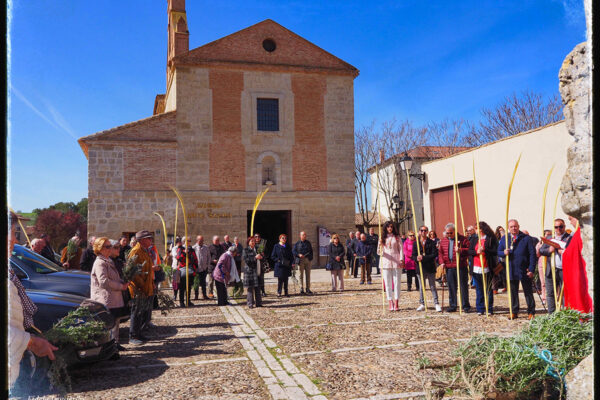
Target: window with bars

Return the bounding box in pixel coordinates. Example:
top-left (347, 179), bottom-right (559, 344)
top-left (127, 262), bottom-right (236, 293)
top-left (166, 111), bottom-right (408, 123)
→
top-left (257, 98), bottom-right (279, 131)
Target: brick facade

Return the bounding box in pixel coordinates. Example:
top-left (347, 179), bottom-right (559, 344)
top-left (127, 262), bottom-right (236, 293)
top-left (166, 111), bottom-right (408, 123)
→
top-left (79, 8), bottom-right (358, 261)
top-left (209, 69), bottom-right (246, 191)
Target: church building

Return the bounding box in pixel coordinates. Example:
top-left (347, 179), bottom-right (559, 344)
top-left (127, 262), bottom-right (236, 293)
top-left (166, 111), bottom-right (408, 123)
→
top-left (78, 0), bottom-right (359, 261)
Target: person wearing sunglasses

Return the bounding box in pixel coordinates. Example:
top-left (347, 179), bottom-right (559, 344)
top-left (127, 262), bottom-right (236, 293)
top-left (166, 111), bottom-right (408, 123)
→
top-left (403, 231), bottom-right (419, 292)
top-left (538, 219), bottom-right (572, 314)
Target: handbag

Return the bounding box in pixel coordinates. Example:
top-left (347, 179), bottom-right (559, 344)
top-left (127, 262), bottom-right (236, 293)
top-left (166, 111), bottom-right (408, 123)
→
top-left (493, 263), bottom-right (504, 275)
top-left (325, 262), bottom-right (332, 271)
top-left (435, 265), bottom-right (446, 280)
top-left (281, 258), bottom-right (291, 268)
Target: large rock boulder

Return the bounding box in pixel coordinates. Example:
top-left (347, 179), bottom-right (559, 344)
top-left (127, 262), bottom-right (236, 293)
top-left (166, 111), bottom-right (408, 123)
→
top-left (558, 41), bottom-right (592, 293)
top-left (566, 352), bottom-right (594, 400)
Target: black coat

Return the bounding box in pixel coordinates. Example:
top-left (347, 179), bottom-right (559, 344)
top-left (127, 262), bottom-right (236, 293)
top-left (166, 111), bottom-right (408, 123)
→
top-left (411, 237), bottom-right (438, 274)
top-left (327, 243), bottom-right (345, 270)
top-left (271, 243), bottom-right (293, 278)
top-left (80, 247), bottom-right (96, 272)
top-left (468, 235), bottom-right (498, 273)
top-left (209, 244), bottom-right (225, 273)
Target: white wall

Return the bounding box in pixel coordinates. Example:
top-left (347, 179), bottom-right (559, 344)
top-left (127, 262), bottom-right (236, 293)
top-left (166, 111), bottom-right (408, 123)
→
top-left (421, 121), bottom-right (572, 235)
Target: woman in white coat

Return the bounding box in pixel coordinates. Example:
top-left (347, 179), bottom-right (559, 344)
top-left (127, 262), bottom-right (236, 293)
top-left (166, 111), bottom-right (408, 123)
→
top-left (379, 221), bottom-right (404, 311)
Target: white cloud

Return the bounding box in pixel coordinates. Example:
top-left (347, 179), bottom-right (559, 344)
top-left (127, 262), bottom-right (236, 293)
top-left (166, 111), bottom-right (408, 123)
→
top-left (10, 85), bottom-right (78, 140)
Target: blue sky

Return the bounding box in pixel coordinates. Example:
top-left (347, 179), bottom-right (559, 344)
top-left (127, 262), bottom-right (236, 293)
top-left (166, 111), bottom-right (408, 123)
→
top-left (7, 0), bottom-right (586, 212)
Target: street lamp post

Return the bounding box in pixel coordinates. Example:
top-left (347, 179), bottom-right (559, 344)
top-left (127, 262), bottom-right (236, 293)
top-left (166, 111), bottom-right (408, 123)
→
top-left (398, 152), bottom-right (425, 231)
top-left (391, 193), bottom-right (412, 233)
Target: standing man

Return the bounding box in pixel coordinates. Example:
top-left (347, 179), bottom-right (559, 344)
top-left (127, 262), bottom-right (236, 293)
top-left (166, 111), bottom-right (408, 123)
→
top-left (293, 231), bottom-right (314, 294)
top-left (232, 237), bottom-right (244, 298)
top-left (127, 230), bottom-right (156, 345)
top-left (193, 235), bottom-right (210, 300)
top-left (497, 219), bottom-right (537, 320)
top-left (119, 235), bottom-right (131, 262)
top-left (351, 231), bottom-right (361, 278)
top-left (30, 239), bottom-right (46, 255)
top-left (80, 236), bottom-right (97, 272)
top-left (355, 233), bottom-right (373, 285)
top-left (222, 235), bottom-right (234, 251)
top-left (208, 236), bottom-right (224, 299)
top-left (254, 233), bottom-right (268, 296)
top-left (539, 219), bottom-right (571, 314)
top-left (438, 223), bottom-right (471, 313)
top-left (367, 227), bottom-right (380, 275)
top-left (39, 233), bottom-right (58, 265)
top-left (466, 225), bottom-right (478, 289)
top-left (413, 225), bottom-right (442, 312)
top-left (177, 236), bottom-right (198, 306)
top-left (345, 232), bottom-right (355, 274)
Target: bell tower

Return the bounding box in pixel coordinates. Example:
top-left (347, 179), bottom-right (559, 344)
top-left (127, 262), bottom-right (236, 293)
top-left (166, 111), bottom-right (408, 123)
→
top-left (167, 0), bottom-right (189, 91)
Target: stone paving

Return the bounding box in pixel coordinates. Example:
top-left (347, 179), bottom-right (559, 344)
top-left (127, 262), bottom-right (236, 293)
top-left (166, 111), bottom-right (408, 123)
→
top-left (27, 269), bottom-right (541, 399)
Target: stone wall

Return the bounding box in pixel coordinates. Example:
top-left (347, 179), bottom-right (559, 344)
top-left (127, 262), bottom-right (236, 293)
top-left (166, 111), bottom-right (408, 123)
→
top-left (558, 42), bottom-right (592, 293)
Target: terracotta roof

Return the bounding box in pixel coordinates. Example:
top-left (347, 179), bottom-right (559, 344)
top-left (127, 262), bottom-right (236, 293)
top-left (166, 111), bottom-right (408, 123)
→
top-left (78, 111), bottom-right (177, 159)
top-left (173, 19), bottom-right (359, 76)
top-left (368, 145), bottom-right (471, 172)
top-left (406, 146), bottom-right (471, 159)
top-left (355, 212), bottom-right (387, 226)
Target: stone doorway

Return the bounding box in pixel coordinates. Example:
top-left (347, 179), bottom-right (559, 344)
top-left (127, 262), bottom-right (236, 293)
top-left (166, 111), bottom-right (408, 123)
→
top-left (247, 210), bottom-right (291, 258)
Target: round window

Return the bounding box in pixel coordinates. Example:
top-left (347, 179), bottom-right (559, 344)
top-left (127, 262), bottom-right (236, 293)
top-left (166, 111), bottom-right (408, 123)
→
top-left (262, 39), bottom-right (276, 52)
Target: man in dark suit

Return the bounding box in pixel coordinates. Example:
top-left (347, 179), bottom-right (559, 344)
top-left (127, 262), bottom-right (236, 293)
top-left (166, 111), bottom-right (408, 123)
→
top-left (366, 227), bottom-right (380, 275)
top-left (498, 219), bottom-right (537, 320)
top-left (345, 231), bottom-right (355, 275)
top-left (539, 218), bottom-right (572, 314)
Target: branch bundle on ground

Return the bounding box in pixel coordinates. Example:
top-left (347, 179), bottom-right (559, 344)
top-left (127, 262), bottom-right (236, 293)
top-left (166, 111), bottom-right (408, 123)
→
top-left (445, 309), bottom-right (592, 399)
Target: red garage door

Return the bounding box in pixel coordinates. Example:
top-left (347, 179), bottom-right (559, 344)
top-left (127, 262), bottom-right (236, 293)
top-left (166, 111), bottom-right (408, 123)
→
top-left (430, 182), bottom-right (475, 236)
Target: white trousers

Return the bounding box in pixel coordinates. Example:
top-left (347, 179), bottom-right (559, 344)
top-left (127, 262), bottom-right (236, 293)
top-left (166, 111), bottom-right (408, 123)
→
top-left (382, 268), bottom-right (401, 300)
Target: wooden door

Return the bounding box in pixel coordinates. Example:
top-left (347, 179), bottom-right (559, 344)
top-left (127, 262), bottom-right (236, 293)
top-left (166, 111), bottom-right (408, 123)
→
top-left (430, 182), bottom-right (475, 236)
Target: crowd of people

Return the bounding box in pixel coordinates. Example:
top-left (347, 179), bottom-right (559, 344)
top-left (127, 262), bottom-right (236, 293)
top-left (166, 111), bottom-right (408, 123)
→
top-left (8, 206), bottom-right (586, 393)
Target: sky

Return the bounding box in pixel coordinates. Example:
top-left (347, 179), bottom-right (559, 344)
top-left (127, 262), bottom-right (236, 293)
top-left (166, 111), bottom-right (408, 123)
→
top-left (7, 0), bottom-right (587, 212)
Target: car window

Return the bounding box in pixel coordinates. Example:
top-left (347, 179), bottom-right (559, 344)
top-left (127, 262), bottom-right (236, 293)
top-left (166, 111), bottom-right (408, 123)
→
top-left (11, 263), bottom-right (28, 279)
top-left (12, 245), bottom-right (64, 274)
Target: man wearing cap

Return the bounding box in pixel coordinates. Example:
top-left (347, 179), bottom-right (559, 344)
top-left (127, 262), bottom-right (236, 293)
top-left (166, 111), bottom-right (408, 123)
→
top-left (126, 230), bottom-right (156, 344)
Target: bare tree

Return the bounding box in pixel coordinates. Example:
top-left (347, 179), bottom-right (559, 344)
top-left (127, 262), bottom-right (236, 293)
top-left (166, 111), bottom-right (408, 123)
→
top-left (467, 90), bottom-right (563, 146)
top-left (423, 118), bottom-right (472, 158)
top-left (373, 119), bottom-right (428, 225)
top-left (355, 122), bottom-right (378, 230)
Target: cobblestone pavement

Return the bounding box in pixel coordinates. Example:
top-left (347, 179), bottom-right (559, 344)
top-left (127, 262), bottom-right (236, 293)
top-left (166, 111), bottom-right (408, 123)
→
top-left (30, 269), bottom-right (540, 399)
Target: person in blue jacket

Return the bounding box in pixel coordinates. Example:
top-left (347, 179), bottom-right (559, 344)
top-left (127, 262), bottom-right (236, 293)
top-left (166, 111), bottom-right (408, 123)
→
top-left (497, 219), bottom-right (537, 320)
top-left (271, 234), bottom-right (294, 297)
top-left (355, 233), bottom-right (373, 284)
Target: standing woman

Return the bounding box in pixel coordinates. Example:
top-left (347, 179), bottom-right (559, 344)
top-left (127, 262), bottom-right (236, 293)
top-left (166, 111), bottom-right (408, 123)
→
top-left (492, 226), bottom-right (507, 294)
top-left (271, 234), bottom-right (294, 297)
top-left (170, 237), bottom-right (181, 301)
top-left (469, 221), bottom-right (498, 315)
top-left (327, 234), bottom-right (345, 292)
top-left (91, 237), bottom-right (129, 354)
top-left (213, 246), bottom-right (238, 306)
top-left (380, 221), bottom-right (404, 311)
top-left (243, 237), bottom-right (263, 308)
top-left (403, 231), bottom-right (419, 292)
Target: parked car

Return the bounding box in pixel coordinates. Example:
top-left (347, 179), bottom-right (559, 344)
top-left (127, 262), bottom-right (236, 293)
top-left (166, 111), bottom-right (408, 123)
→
top-left (27, 289), bottom-right (118, 365)
top-left (11, 244), bottom-right (91, 298)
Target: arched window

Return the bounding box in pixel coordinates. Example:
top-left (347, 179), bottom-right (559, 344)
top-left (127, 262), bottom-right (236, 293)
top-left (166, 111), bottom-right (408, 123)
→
top-left (262, 156), bottom-right (276, 185)
top-left (256, 152), bottom-right (282, 191)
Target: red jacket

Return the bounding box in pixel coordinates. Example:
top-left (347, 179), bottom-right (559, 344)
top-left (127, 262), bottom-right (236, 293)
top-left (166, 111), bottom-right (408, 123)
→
top-left (438, 234), bottom-right (469, 269)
